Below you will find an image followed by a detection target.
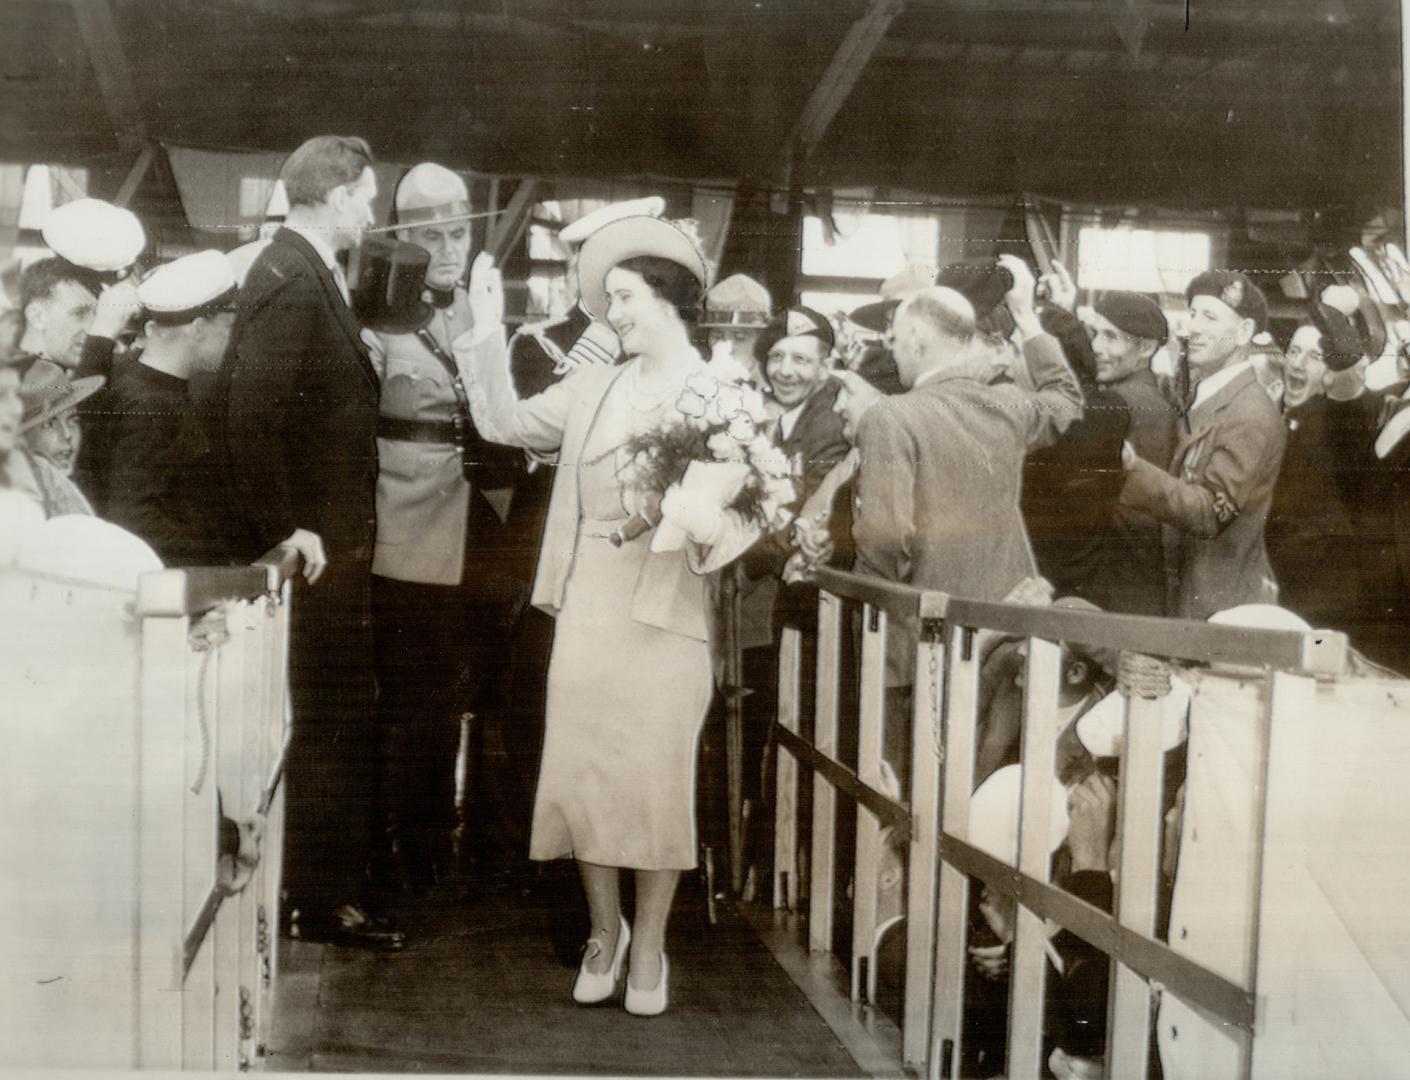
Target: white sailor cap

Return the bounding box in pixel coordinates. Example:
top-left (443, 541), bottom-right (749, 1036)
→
top-left (1075, 684), bottom-right (1191, 759)
top-left (559, 196), bottom-right (666, 247)
top-left (968, 764), bottom-right (1069, 868)
top-left (41, 198), bottom-right (146, 274)
top-left (137, 251), bottom-right (238, 324)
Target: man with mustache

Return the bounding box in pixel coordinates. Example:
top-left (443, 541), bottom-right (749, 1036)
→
top-left (1119, 271), bottom-right (1286, 619)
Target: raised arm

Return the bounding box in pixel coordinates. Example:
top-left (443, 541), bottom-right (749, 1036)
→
top-left (454, 252), bottom-right (578, 455)
top-left (998, 254), bottom-right (1083, 451)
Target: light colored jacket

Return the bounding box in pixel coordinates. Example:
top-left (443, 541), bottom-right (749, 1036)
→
top-left (368, 293), bottom-right (509, 585)
top-left (458, 331), bottom-right (754, 642)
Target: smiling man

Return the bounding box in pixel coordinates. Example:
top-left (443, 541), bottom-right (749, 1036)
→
top-left (1119, 270), bottom-right (1286, 619)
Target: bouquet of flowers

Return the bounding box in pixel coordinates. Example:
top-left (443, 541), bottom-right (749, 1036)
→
top-left (617, 351), bottom-right (798, 553)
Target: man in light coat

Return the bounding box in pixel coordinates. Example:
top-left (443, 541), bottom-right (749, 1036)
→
top-left (368, 163), bottom-right (529, 890)
top-left (837, 255), bottom-right (1082, 787)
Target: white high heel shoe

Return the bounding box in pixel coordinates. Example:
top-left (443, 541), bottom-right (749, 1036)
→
top-left (572, 917), bottom-right (630, 1004)
top-left (624, 952), bottom-right (669, 1017)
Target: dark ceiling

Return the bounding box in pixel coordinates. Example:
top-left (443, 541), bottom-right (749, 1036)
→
top-left (4, 0), bottom-right (1404, 216)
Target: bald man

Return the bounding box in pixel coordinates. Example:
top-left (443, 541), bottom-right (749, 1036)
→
top-left (838, 256), bottom-right (1082, 785)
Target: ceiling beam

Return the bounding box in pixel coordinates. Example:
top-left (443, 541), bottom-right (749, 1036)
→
top-left (781, 0), bottom-right (906, 187)
top-left (68, 0), bottom-right (147, 152)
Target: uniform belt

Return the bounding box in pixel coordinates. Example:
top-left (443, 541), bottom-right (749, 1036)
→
top-left (378, 416), bottom-right (460, 444)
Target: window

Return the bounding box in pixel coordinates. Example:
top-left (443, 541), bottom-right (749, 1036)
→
top-left (1075, 225), bottom-right (1213, 295)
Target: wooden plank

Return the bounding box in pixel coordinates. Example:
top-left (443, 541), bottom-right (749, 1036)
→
top-left (810, 592), bottom-right (843, 953)
top-left (487, 178), bottom-right (540, 264)
top-left (813, 567), bottom-right (927, 621)
top-left (68, 0), bottom-right (147, 149)
top-left (724, 573), bottom-right (746, 895)
top-left (136, 613), bottom-right (191, 1068)
top-left (1006, 636), bottom-right (1062, 1079)
top-left (114, 142), bottom-right (155, 208)
top-left (903, 632), bottom-right (944, 1070)
top-left (930, 624), bottom-right (980, 1080)
top-left (851, 605), bottom-right (888, 1002)
top-left (778, 628), bottom-right (804, 911)
top-left (783, 0), bottom-right (906, 176)
top-left (773, 629), bottom-right (802, 911)
top-left (1106, 692), bottom-right (1167, 1078)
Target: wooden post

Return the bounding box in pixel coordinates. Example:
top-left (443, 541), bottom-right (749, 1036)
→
top-left (851, 604), bottom-right (888, 1002)
top-left (930, 624), bottom-right (980, 1080)
top-left (1005, 636), bottom-right (1063, 1079)
top-left (903, 624), bottom-right (944, 1070)
top-left (773, 628), bottom-right (803, 910)
top-left (724, 571), bottom-right (746, 896)
top-left (809, 592), bottom-right (843, 952)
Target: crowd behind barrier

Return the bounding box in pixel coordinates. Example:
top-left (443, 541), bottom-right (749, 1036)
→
top-left (764, 565), bottom-right (1410, 1080)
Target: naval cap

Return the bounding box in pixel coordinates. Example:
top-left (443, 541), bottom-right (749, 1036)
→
top-left (41, 198), bottom-right (146, 274)
top-left (138, 251), bottom-right (238, 324)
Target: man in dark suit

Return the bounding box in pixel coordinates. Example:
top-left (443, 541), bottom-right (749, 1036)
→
top-left (1089, 290), bottom-right (1179, 615)
top-left (211, 135), bottom-right (405, 950)
top-left (1120, 271), bottom-right (1286, 620)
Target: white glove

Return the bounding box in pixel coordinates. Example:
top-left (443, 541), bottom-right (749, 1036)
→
top-left (660, 484), bottom-right (724, 546)
top-left (467, 251), bottom-right (505, 331)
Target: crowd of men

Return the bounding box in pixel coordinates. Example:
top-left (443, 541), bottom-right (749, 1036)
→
top-left (4, 131), bottom-right (1409, 1078)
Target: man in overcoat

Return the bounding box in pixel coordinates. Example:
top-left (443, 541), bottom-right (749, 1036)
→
top-left (211, 134), bottom-right (405, 949)
top-left (1119, 271), bottom-right (1286, 620)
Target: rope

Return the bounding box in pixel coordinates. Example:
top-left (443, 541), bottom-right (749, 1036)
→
top-left (1117, 650), bottom-right (1172, 700)
top-left (188, 607), bottom-right (232, 796)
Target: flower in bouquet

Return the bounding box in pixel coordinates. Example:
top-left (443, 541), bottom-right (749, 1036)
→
top-left (621, 358), bottom-right (800, 544)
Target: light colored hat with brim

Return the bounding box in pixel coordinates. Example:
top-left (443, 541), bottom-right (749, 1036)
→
top-left (968, 763), bottom-right (1069, 868)
top-left (576, 216), bottom-right (710, 322)
top-left (41, 198), bottom-right (146, 274)
top-left (849, 263), bottom-right (937, 333)
top-left (137, 251), bottom-right (238, 324)
top-left (19, 359), bottom-right (104, 434)
top-left (1075, 684), bottom-right (1191, 759)
top-left (367, 162), bottom-right (488, 234)
top-left (699, 273), bottom-right (772, 330)
top-left (559, 196), bottom-right (666, 248)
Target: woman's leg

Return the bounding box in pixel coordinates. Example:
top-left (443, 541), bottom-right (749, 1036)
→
top-left (628, 868), bottom-right (680, 989)
top-left (577, 860), bottom-right (623, 975)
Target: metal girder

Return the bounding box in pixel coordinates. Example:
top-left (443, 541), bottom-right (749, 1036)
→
top-left (781, 0), bottom-right (906, 186)
top-left (68, 0), bottom-right (147, 151)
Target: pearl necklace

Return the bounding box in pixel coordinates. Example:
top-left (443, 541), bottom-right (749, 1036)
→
top-left (622, 358), bottom-right (680, 413)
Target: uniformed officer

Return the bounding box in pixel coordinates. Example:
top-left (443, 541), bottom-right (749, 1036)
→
top-left (366, 163), bottom-right (528, 890)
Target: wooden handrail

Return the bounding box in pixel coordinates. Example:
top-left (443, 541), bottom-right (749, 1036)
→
top-left (135, 545), bottom-right (302, 618)
top-left (811, 566), bottom-right (1350, 676)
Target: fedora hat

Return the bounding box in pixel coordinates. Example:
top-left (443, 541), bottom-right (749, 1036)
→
top-left (19, 359), bottom-right (104, 434)
top-left (348, 235), bottom-right (434, 335)
top-left (576, 216), bottom-right (709, 322)
top-left (849, 263), bottom-right (938, 333)
top-left (367, 163), bottom-right (489, 234)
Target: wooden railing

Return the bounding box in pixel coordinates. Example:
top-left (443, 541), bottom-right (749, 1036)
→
top-left (1, 546), bottom-right (299, 1072)
top-left (768, 565), bottom-right (1409, 1079)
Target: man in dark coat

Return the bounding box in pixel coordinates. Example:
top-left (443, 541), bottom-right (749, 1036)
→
top-left (101, 250), bottom-right (237, 565)
top-left (1089, 290), bottom-right (1178, 615)
top-left (210, 135), bottom-right (405, 950)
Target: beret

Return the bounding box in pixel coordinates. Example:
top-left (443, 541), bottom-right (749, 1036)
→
top-left (1308, 283), bottom-right (1385, 372)
top-left (1185, 270), bottom-right (1268, 332)
top-left (1093, 290), bottom-right (1168, 344)
top-left (755, 305), bottom-right (835, 360)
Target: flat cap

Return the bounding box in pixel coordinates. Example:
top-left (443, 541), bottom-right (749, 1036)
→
top-left (42, 198), bottom-right (146, 274)
top-left (1186, 270), bottom-right (1267, 332)
top-left (137, 251), bottom-right (238, 324)
top-left (700, 273), bottom-right (772, 329)
top-left (1093, 290), bottom-right (1168, 344)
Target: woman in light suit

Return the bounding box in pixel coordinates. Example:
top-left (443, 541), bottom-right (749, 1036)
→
top-left (460, 215), bottom-right (753, 1016)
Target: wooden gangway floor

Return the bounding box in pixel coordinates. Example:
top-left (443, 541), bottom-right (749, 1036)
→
top-left (266, 867), bottom-right (898, 1076)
